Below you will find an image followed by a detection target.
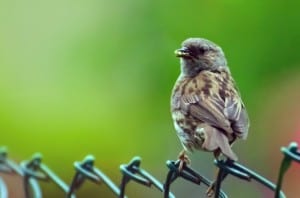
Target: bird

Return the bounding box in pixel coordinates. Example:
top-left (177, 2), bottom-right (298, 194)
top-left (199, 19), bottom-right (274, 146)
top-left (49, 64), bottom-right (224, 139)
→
top-left (170, 38), bottom-right (249, 196)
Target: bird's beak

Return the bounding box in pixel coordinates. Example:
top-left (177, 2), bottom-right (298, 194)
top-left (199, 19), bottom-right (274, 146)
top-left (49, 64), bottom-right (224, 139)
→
top-left (174, 47), bottom-right (190, 58)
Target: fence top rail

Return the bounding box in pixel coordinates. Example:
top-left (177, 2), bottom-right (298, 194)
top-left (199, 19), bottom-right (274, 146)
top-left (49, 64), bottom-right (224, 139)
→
top-left (0, 142), bottom-right (299, 198)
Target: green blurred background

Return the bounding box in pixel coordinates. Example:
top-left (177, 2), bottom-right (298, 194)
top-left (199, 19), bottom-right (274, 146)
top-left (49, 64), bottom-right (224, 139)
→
top-left (1, 0), bottom-right (300, 197)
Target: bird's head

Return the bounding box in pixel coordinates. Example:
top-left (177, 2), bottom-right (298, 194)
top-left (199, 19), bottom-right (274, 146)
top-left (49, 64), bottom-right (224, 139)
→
top-left (175, 38), bottom-right (228, 77)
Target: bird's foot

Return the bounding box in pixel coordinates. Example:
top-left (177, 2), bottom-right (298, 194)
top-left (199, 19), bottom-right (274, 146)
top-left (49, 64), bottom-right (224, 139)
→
top-left (206, 182), bottom-right (215, 197)
top-left (177, 150), bottom-right (191, 171)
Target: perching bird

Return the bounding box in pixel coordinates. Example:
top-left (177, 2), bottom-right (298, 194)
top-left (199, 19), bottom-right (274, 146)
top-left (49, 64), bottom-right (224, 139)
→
top-left (170, 38), bottom-right (249, 195)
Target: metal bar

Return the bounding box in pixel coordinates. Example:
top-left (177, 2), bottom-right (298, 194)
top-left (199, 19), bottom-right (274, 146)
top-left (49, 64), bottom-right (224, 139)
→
top-left (119, 175), bottom-right (129, 198)
top-left (93, 167), bottom-right (122, 197)
top-left (68, 155), bottom-right (122, 198)
top-left (120, 157), bottom-right (175, 198)
top-left (275, 142), bottom-right (300, 198)
top-left (163, 168), bottom-right (177, 198)
top-left (39, 163), bottom-right (72, 196)
top-left (0, 177), bottom-right (8, 198)
top-left (165, 160), bottom-right (227, 198)
top-left (120, 165), bottom-right (150, 186)
top-left (28, 178), bottom-right (42, 198)
top-left (0, 145), bottom-right (295, 198)
top-left (214, 168), bottom-right (226, 198)
top-left (233, 162), bottom-right (285, 197)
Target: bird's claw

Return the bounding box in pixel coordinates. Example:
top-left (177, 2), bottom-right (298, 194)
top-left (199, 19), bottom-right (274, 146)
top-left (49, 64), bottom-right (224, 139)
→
top-left (206, 183), bottom-right (215, 197)
top-left (178, 150), bottom-right (191, 171)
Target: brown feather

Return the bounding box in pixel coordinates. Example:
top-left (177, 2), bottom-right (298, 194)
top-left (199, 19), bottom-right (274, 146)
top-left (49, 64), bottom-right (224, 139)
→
top-left (171, 70), bottom-right (249, 159)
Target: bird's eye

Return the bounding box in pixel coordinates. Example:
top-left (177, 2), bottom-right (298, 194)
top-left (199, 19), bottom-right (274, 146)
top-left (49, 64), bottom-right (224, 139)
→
top-left (198, 48), bottom-right (205, 54)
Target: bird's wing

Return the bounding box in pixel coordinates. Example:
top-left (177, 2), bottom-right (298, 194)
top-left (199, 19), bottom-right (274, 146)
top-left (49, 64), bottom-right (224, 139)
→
top-left (180, 92), bottom-right (233, 133)
top-left (224, 97), bottom-right (249, 139)
top-left (178, 72), bottom-right (249, 138)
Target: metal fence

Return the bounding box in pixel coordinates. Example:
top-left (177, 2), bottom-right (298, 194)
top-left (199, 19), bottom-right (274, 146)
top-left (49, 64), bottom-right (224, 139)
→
top-left (0, 142), bottom-right (299, 198)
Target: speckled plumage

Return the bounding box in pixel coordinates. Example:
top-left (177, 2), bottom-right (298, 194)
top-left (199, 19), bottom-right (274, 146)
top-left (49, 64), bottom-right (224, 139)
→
top-left (171, 38), bottom-right (249, 162)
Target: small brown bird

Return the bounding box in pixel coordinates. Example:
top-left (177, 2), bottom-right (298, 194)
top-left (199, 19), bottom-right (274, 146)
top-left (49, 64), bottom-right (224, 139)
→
top-left (170, 38), bottom-right (249, 195)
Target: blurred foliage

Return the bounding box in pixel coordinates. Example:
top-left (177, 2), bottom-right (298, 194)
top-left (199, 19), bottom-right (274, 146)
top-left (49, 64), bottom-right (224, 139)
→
top-left (1, 0), bottom-right (300, 197)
